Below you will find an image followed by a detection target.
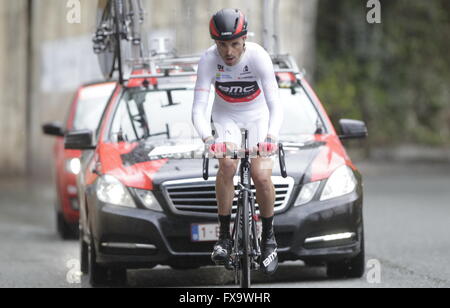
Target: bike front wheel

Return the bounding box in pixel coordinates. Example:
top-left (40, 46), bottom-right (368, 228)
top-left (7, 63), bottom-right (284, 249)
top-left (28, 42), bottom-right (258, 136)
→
top-left (239, 190), bottom-right (251, 288)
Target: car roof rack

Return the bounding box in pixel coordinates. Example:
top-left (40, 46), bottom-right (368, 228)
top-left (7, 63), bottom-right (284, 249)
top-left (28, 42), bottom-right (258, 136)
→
top-left (125, 53), bottom-right (306, 83)
top-left (271, 54), bottom-right (306, 79)
top-left (124, 55), bottom-right (201, 81)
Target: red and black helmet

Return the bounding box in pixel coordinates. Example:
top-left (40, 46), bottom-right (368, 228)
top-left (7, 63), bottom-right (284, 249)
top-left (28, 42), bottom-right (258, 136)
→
top-left (209, 8), bottom-right (248, 41)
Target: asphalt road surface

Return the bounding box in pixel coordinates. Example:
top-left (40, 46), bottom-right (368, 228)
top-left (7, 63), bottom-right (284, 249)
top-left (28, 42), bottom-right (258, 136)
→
top-left (1, 161), bottom-right (449, 288)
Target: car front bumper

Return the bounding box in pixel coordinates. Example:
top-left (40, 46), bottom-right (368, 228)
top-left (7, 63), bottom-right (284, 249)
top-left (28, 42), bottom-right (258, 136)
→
top-left (89, 189), bottom-right (363, 268)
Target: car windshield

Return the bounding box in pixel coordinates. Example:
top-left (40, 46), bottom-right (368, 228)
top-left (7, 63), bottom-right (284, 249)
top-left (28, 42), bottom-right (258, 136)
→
top-left (72, 83), bottom-right (116, 131)
top-left (278, 87), bottom-right (325, 141)
top-left (108, 85), bottom-right (325, 144)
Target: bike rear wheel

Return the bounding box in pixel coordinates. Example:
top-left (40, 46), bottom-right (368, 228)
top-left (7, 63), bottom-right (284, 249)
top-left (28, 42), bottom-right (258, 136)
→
top-left (95, 0), bottom-right (117, 79)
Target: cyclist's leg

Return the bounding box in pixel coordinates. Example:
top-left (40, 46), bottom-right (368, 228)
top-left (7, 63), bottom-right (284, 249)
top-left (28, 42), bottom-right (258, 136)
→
top-left (216, 152), bottom-right (239, 215)
top-left (247, 113), bottom-right (278, 275)
top-left (211, 114), bottom-right (241, 216)
top-left (252, 162), bottom-right (278, 276)
top-left (250, 157), bottom-right (275, 217)
top-left (246, 111), bottom-right (275, 218)
top-left (210, 116), bottom-right (241, 263)
top-left (252, 158), bottom-right (278, 275)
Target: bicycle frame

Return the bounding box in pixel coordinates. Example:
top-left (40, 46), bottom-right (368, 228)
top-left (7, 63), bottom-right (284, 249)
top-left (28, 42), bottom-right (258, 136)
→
top-left (231, 130), bottom-right (258, 288)
top-left (202, 130), bottom-right (287, 288)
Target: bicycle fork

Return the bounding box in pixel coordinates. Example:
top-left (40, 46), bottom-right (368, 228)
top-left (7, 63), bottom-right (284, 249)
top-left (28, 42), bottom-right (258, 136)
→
top-left (231, 164), bottom-right (261, 272)
top-left (241, 160), bottom-right (261, 268)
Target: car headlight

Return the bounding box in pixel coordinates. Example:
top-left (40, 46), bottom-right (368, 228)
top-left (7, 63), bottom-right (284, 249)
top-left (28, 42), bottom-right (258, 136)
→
top-left (320, 165), bottom-right (357, 201)
top-left (96, 175), bottom-right (135, 208)
top-left (294, 181), bottom-right (321, 206)
top-left (66, 158), bottom-right (81, 175)
top-left (135, 189), bottom-right (163, 212)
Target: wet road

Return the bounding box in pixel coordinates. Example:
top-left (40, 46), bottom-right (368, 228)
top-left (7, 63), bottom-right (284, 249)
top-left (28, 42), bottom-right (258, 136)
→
top-left (1, 161), bottom-right (449, 288)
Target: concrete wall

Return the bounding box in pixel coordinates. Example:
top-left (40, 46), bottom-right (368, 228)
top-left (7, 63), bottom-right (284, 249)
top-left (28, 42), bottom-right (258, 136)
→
top-left (29, 0), bottom-right (99, 178)
top-left (0, 0), bottom-right (318, 178)
top-left (0, 1), bottom-right (28, 176)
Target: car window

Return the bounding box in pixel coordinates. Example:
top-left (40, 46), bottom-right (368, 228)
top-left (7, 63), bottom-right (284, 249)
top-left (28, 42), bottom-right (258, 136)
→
top-left (72, 83), bottom-right (116, 132)
top-left (108, 85), bottom-right (325, 143)
top-left (278, 87), bottom-right (326, 139)
top-left (110, 92), bottom-right (147, 142)
top-left (109, 88), bottom-right (213, 143)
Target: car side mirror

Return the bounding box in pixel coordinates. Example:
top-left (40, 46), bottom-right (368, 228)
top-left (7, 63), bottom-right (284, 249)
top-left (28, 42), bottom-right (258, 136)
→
top-left (42, 122), bottom-right (65, 137)
top-left (339, 119), bottom-right (368, 140)
top-left (65, 129), bottom-right (96, 150)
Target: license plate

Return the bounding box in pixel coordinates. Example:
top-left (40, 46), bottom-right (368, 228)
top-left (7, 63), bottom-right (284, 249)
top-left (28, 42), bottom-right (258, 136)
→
top-left (191, 222), bottom-right (262, 242)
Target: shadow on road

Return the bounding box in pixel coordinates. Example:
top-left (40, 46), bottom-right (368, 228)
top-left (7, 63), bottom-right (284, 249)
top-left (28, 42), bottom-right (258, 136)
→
top-left (115, 263), bottom-right (332, 288)
top-left (79, 263), bottom-right (333, 288)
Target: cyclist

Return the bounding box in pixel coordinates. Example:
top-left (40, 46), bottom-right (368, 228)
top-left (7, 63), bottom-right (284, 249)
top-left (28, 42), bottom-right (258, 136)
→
top-left (192, 8), bottom-right (283, 275)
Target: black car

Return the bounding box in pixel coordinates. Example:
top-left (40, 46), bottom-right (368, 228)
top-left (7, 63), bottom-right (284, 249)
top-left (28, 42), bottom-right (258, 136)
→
top-left (66, 55), bottom-right (368, 285)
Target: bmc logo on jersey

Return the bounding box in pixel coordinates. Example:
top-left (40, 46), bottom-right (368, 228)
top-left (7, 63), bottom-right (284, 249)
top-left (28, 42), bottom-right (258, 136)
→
top-left (215, 81), bottom-right (261, 103)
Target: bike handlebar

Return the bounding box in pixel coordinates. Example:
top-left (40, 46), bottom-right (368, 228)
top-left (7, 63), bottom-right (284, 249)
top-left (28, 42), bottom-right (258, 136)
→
top-left (202, 142), bottom-right (288, 180)
top-left (278, 143), bottom-right (287, 178)
top-left (202, 152), bottom-right (210, 180)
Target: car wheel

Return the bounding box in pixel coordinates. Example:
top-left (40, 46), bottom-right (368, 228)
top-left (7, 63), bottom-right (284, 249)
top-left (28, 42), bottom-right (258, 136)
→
top-left (327, 231), bottom-right (365, 279)
top-left (110, 268), bottom-right (128, 286)
top-left (56, 210), bottom-right (78, 240)
top-left (56, 211), bottom-right (71, 239)
top-left (80, 228), bottom-right (89, 274)
top-left (88, 236), bottom-right (108, 286)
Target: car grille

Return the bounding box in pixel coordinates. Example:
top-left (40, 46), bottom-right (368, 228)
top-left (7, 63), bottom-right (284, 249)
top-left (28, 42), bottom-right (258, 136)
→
top-left (161, 176), bottom-right (295, 216)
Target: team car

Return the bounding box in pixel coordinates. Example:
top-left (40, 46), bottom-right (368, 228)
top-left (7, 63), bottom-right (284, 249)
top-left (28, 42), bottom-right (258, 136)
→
top-left (65, 55), bottom-right (368, 285)
top-left (42, 81), bottom-right (116, 238)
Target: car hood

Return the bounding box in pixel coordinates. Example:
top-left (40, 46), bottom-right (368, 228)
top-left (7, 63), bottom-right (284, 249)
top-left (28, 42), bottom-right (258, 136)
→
top-left (99, 135), bottom-right (354, 190)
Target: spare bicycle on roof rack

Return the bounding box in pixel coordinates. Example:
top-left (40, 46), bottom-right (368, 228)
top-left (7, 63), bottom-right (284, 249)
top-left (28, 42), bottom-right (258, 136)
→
top-left (93, 0), bottom-right (149, 83)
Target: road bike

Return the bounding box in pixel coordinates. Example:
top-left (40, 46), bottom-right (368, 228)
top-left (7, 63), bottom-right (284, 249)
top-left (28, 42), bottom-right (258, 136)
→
top-left (202, 130), bottom-right (287, 288)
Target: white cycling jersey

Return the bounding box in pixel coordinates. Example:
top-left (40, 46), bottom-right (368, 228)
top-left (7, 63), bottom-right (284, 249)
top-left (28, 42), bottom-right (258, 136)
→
top-left (191, 42), bottom-right (283, 148)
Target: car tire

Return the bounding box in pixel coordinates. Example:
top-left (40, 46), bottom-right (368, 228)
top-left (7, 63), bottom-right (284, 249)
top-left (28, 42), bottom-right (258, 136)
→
top-left (80, 228), bottom-right (89, 274)
top-left (56, 209), bottom-right (79, 240)
top-left (110, 268), bottom-right (128, 286)
top-left (88, 236), bottom-right (108, 286)
top-left (326, 231), bottom-right (365, 279)
top-left (87, 234), bottom-right (128, 286)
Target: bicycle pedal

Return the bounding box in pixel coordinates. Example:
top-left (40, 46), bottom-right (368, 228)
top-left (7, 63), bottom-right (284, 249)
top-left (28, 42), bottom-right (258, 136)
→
top-left (213, 260), bottom-right (225, 266)
top-left (251, 262), bottom-right (260, 270)
top-left (211, 253), bottom-right (227, 266)
top-left (224, 259), bottom-right (234, 271)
